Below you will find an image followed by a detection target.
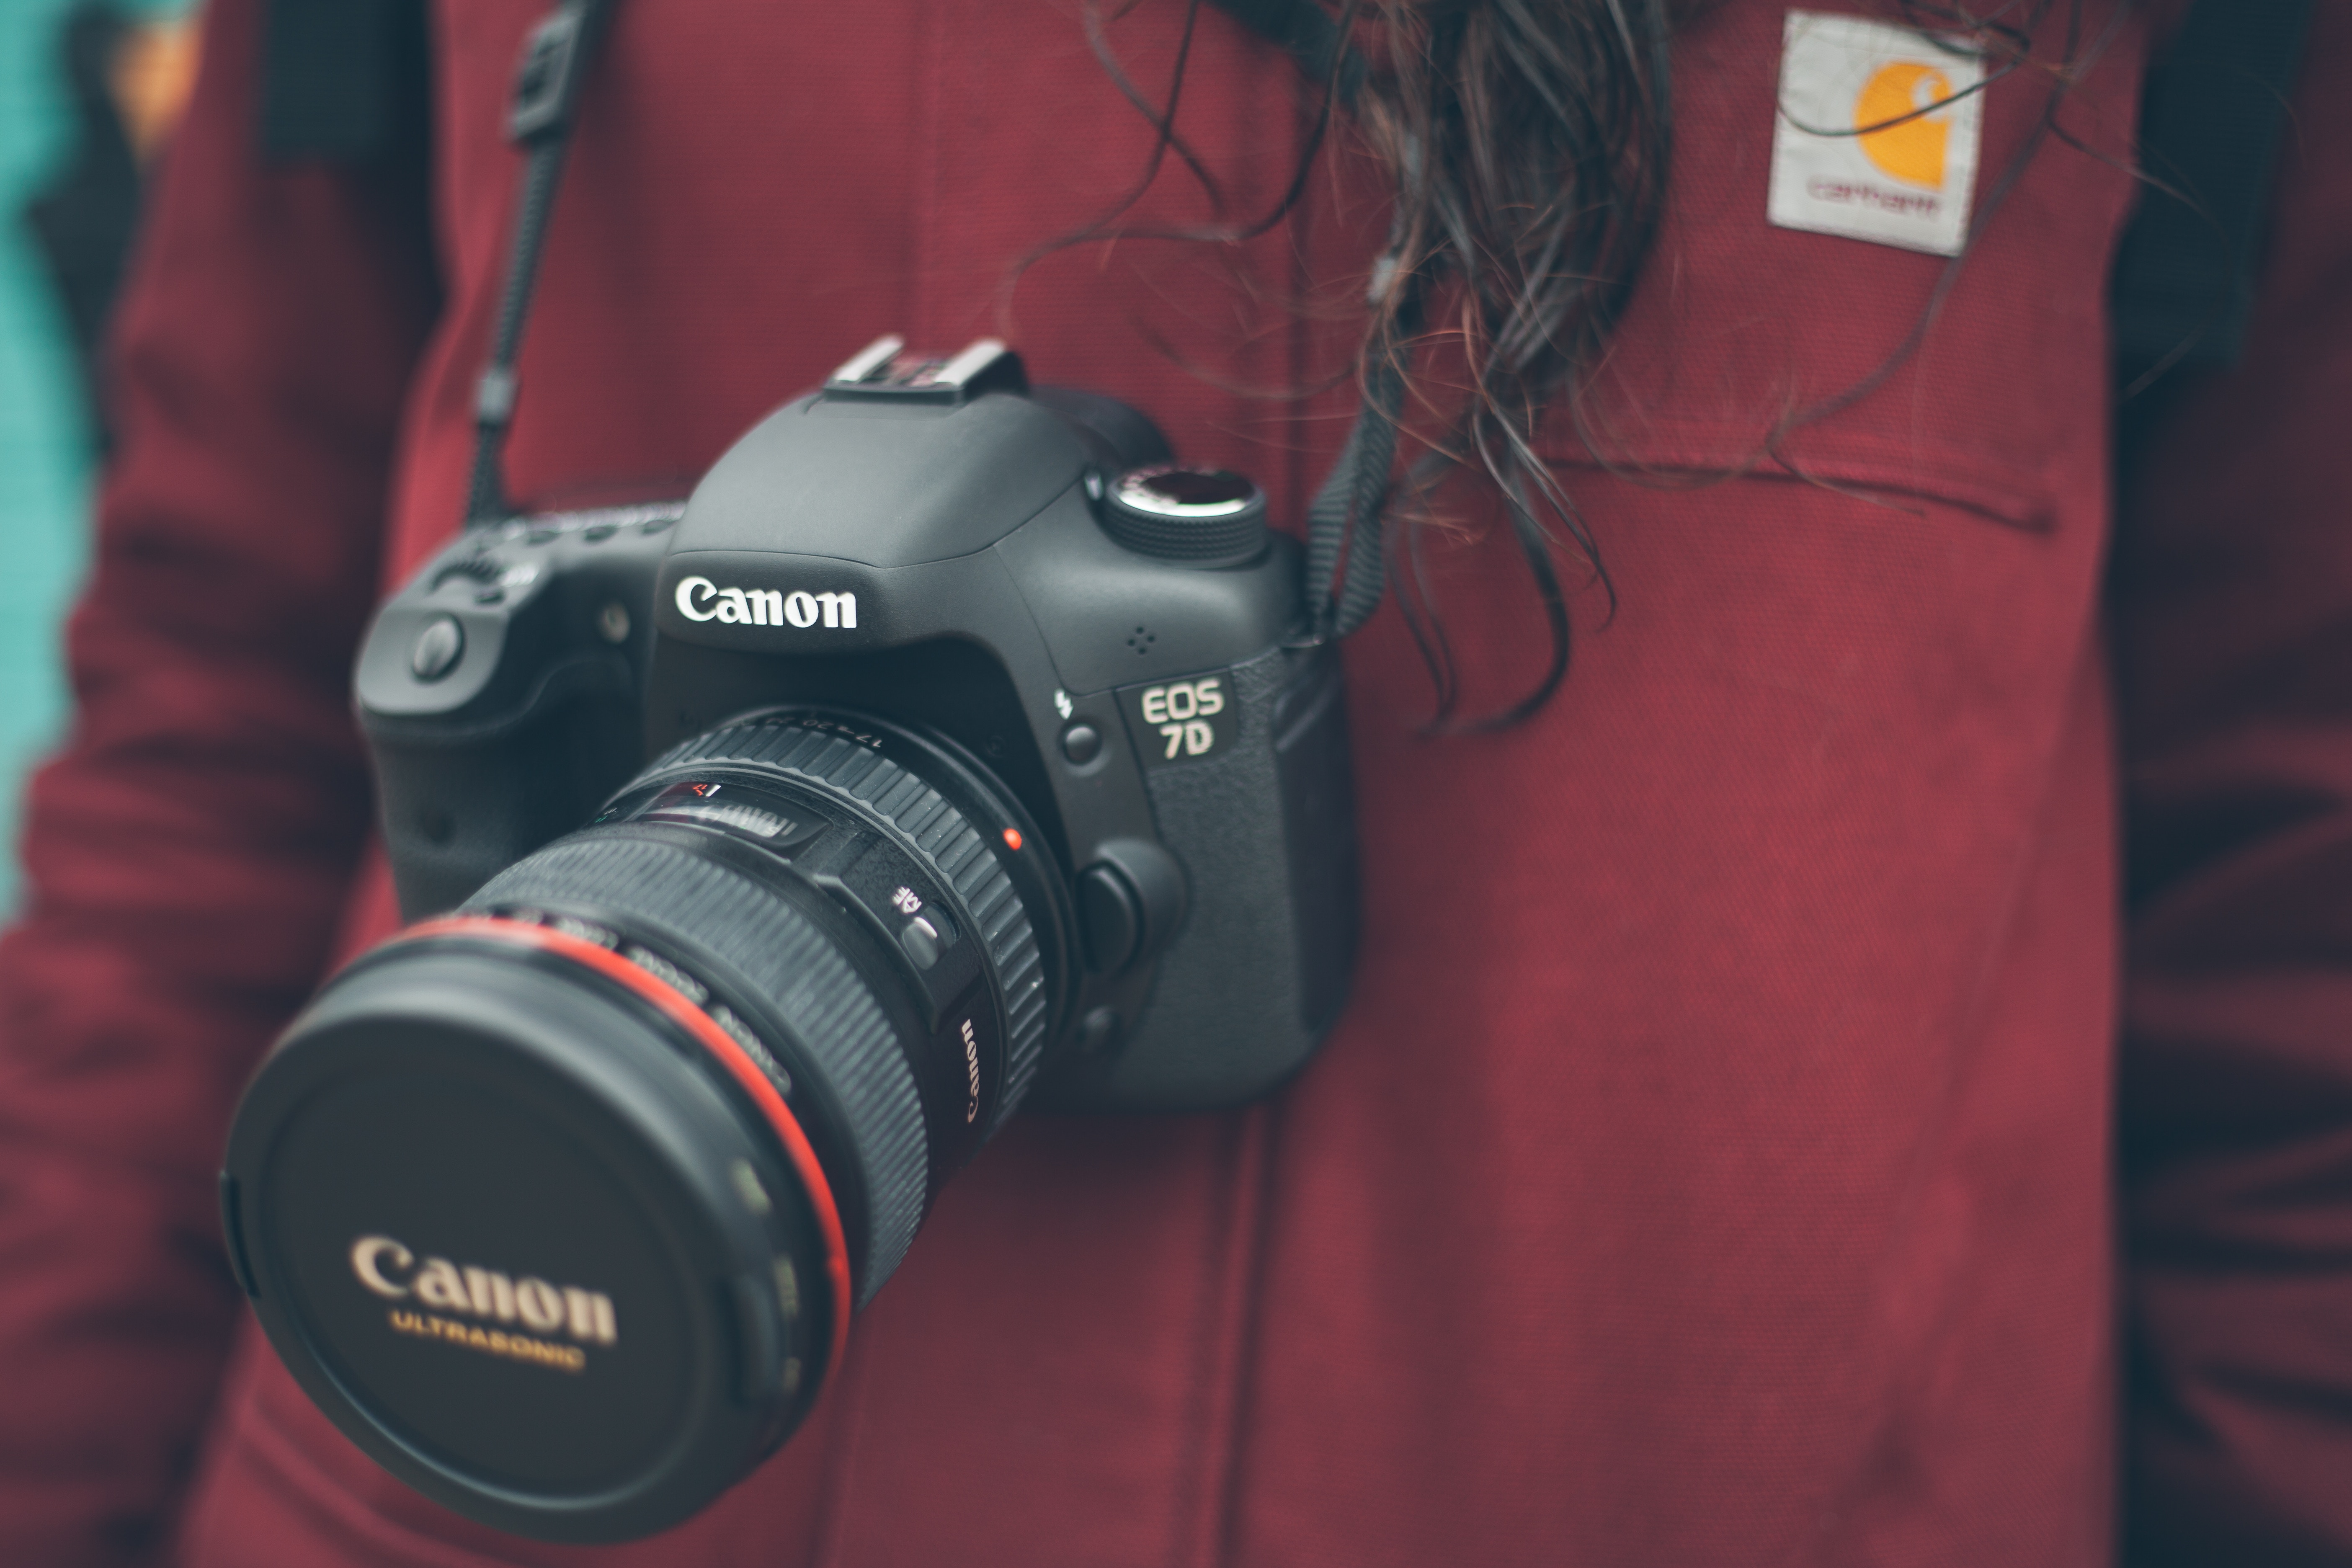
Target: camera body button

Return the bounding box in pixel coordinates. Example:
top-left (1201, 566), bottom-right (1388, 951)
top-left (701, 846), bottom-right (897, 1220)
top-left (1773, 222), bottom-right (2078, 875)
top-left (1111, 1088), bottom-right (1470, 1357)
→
top-left (1076, 1006), bottom-right (1121, 1054)
top-left (1078, 863), bottom-right (1142, 973)
top-left (899, 916), bottom-right (944, 970)
top-left (409, 615), bottom-right (466, 681)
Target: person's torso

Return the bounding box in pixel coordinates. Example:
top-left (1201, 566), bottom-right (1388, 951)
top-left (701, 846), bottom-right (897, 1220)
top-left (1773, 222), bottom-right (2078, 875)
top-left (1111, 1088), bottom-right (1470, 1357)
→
top-left (184, 3), bottom-right (2148, 1562)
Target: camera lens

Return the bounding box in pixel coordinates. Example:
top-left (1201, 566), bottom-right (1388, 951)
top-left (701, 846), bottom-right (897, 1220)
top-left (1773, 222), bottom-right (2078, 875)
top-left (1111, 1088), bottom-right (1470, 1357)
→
top-left (222, 712), bottom-right (1068, 1542)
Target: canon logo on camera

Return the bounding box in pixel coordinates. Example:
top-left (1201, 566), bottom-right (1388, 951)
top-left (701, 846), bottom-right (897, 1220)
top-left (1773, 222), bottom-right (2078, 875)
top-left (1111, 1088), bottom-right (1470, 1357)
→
top-left (349, 1234), bottom-right (619, 1347)
top-left (674, 576), bottom-right (858, 629)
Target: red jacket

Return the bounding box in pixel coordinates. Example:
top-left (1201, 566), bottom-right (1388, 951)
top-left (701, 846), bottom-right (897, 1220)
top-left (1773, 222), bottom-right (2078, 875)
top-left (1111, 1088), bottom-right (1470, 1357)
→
top-left (3, 1), bottom-right (2349, 1563)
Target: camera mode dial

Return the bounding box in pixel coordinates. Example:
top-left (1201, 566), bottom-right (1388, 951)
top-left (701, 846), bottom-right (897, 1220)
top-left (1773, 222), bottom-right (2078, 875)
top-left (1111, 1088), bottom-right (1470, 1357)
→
top-left (1098, 466), bottom-right (1268, 569)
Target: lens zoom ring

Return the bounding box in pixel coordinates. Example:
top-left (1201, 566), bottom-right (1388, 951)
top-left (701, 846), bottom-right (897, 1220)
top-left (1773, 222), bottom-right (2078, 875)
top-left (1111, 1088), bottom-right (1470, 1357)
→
top-left (660, 720), bottom-right (1048, 1134)
top-left (465, 835), bottom-right (926, 1302)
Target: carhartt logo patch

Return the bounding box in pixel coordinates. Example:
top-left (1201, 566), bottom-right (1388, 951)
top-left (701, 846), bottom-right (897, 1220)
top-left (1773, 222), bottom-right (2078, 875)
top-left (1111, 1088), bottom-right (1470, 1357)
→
top-left (1768, 11), bottom-right (1985, 257)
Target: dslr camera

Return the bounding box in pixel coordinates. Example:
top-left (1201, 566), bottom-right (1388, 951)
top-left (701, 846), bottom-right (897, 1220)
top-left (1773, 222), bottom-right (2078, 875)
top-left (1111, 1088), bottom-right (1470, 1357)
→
top-left (220, 339), bottom-right (1358, 1540)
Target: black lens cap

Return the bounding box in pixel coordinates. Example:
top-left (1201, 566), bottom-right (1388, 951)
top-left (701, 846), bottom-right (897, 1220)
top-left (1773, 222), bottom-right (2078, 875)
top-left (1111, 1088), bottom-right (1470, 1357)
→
top-left (223, 931), bottom-right (840, 1542)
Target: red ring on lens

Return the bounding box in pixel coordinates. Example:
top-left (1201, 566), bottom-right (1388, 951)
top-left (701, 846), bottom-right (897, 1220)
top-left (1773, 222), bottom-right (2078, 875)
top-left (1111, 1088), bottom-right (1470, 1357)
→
top-left (397, 915), bottom-right (854, 1371)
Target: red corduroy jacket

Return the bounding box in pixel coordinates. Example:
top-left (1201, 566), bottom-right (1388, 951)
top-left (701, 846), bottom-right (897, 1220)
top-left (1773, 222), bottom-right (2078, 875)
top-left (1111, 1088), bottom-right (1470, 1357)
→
top-left (3, 1), bottom-right (2349, 1563)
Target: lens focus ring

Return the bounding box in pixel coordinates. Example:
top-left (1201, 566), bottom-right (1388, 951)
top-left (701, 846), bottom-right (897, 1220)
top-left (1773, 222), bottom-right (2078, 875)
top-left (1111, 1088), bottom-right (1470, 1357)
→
top-left (649, 717), bottom-right (1051, 1132)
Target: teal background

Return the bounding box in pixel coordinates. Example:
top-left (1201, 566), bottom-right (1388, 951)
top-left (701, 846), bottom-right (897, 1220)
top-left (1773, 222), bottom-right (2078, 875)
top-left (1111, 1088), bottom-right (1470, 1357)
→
top-left (0, 0), bottom-right (186, 916)
top-left (0, 0), bottom-right (90, 917)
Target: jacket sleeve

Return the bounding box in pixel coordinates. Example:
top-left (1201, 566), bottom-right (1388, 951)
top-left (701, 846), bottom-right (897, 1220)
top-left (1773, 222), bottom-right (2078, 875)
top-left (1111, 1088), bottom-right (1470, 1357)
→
top-left (2113, 8), bottom-right (2352, 1562)
top-left (0, 0), bottom-right (436, 1560)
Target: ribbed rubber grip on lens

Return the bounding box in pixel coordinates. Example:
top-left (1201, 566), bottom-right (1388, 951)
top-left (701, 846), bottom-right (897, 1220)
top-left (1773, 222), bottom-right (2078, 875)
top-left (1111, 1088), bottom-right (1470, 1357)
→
top-left (652, 720), bottom-right (1050, 1135)
top-left (464, 836), bottom-right (926, 1302)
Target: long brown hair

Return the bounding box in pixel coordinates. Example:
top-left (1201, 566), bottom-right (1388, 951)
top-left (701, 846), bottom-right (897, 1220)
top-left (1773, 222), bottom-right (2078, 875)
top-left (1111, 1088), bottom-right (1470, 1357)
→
top-left (1354, 0), bottom-right (1671, 729)
top-left (1055, 0), bottom-right (2119, 726)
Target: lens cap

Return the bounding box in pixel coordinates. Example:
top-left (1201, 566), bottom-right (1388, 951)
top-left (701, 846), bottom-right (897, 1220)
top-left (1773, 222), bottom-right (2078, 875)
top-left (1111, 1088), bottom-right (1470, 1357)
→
top-left (223, 934), bottom-right (839, 1542)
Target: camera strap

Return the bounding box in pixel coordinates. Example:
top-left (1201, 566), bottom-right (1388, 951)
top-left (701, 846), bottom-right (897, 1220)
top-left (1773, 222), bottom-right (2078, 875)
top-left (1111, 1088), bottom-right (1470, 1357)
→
top-left (453, 0), bottom-right (1397, 644)
top-left (1205, 0), bottom-right (1396, 642)
top-left (462, 0), bottom-right (623, 528)
top-left (1300, 304), bottom-right (1411, 642)
top-left (454, 0), bottom-right (1396, 644)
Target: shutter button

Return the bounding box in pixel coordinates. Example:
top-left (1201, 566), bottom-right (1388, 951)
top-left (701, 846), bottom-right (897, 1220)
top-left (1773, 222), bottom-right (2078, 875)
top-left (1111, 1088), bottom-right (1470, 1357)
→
top-left (410, 615), bottom-right (465, 681)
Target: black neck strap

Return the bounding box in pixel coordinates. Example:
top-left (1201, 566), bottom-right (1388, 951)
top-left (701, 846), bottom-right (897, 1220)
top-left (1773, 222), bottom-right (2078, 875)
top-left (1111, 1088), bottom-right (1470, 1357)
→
top-left (462, 0), bottom-right (620, 528)
top-left (1207, 0), bottom-right (1394, 640)
top-left (457, 0), bottom-right (1395, 644)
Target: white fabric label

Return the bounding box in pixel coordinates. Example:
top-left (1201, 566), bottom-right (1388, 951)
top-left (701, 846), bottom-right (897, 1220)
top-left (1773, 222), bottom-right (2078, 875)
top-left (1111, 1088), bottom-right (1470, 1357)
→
top-left (1768, 10), bottom-right (1985, 257)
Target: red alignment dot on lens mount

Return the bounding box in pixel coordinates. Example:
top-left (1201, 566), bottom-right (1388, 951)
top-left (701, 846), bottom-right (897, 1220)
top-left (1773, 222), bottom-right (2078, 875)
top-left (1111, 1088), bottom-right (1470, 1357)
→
top-left (1002, 828), bottom-right (1023, 851)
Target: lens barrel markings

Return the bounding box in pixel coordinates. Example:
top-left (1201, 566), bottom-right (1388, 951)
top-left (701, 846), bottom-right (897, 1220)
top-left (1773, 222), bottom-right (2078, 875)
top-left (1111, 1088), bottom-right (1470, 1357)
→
top-left (654, 717), bottom-right (1050, 1140)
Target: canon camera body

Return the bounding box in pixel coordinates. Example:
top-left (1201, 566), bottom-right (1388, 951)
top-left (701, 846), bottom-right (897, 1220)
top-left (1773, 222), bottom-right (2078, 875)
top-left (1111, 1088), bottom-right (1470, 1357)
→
top-left (220, 340), bottom-right (1358, 1540)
